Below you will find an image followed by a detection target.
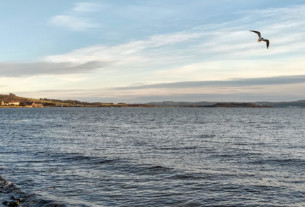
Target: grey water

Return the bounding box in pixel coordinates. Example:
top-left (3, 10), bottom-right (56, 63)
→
top-left (0, 107), bottom-right (305, 206)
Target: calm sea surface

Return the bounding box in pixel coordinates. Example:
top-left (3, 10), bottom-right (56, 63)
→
top-left (0, 107), bottom-right (305, 206)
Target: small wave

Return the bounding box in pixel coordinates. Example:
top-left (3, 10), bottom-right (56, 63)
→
top-left (250, 158), bottom-right (305, 167)
top-left (209, 151), bottom-right (261, 160)
top-left (169, 173), bottom-right (212, 181)
top-left (147, 165), bottom-right (172, 173)
top-left (155, 146), bottom-right (198, 151)
top-left (132, 164), bottom-right (173, 175)
top-left (198, 134), bottom-right (216, 139)
top-left (47, 152), bottom-right (120, 167)
top-left (110, 163), bottom-right (174, 176)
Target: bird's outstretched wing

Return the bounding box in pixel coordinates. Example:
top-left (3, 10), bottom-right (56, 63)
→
top-left (250, 30), bottom-right (261, 38)
top-left (263, 39), bottom-right (270, 49)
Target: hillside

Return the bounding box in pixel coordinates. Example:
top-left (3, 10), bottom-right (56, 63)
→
top-left (0, 93), bottom-right (94, 107)
top-left (0, 93), bottom-right (151, 107)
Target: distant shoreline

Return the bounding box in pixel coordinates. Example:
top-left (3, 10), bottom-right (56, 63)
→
top-left (0, 104), bottom-right (272, 108)
top-left (1, 93), bottom-right (305, 108)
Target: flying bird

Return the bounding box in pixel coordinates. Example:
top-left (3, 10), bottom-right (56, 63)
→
top-left (250, 30), bottom-right (270, 49)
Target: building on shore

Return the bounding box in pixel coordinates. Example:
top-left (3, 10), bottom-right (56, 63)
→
top-left (1, 100), bottom-right (4, 106)
top-left (8, 101), bottom-right (20, 106)
top-left (32, 103), bottom-right (43, 107)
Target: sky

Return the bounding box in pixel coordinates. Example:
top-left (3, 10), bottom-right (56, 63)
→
top-left (1, 0), bottom-right (305, 103)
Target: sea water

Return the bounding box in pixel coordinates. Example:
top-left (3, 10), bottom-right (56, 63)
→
top-left (0, 107), bottom-right (305, 206)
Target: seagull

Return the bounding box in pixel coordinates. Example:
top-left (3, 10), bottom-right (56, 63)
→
top-left (250, 30), bottom-right (270, 49)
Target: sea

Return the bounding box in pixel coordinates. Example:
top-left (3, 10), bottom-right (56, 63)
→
top-left (0, 107), bottom-right (305, 207)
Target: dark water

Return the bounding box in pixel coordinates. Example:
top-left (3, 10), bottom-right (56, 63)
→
top-left (0, 107), bottom-right (305, 206)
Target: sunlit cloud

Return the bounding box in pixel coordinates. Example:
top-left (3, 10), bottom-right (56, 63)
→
top-left (15, 79), bottom-right (305, 103)
top-left (113, 75), bottom-right (305, 90)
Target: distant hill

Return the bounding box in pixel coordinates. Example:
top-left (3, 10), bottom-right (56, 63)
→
top-left (257, 100), bottom-right (305, 108)
top-left (147, 101), bottom-right (215, 107)
top-left (206, 102), bottom-right (271, 108)
top-left (148, 101), bottom-right (269, 107)
top-left (148, 100), bottom-right (305, 108)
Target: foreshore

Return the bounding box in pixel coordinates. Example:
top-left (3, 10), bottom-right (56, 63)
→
top-left (0, 106), bottom-right (33, 108)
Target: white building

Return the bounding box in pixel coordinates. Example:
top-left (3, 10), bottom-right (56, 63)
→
top-left (8, 101), bottom-right (20, 106)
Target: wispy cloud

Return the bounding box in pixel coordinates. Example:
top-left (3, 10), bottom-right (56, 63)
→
top-left (45, 31), bottom-right (206, 63)
top-left (11, 3), bottom-right (305, 82)
top-left (0, 61), bottom-right (108, 77)
top-left (113, 75), bottom-right (305, 90)
top-left (50, 15), bottom-right (98, 30)
top-left (49, 2), bottom-right (101, 31)
top-left (72, 2), bottom-right (101, 12)
top-left (47, 3), bottom-right (305, 68)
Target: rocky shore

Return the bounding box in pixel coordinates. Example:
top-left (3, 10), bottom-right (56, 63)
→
top-left (0, 176), bottom-right (65, 207)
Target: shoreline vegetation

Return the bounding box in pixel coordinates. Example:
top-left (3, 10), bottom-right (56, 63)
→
top-left (1, 93), bottom-right (305, 108)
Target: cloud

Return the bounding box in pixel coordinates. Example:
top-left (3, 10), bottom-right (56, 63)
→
top-left (49, 2), bottom-right (101, 31)
top-left (72, 2), bottom-right (101, 12)
top-left (16, 80), bottom-right (305, 103)
top-left (0, 61), bottom-right (108, 77)
top-left (1, 30), bottom-right (205, 78)
top-left (113, 75), bottom-right (305, 90)
top-left (45, 31), bottom-right (206, 63)
top-left (47, 2), bottom-right (305, 71)
top-left (50, 15), bottom-right (98, 30)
